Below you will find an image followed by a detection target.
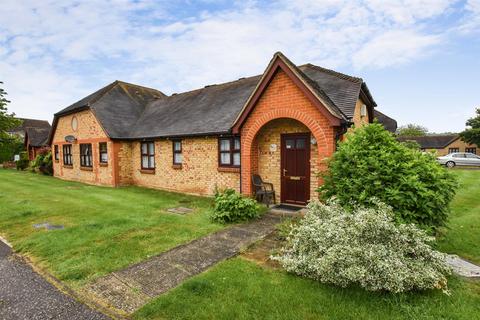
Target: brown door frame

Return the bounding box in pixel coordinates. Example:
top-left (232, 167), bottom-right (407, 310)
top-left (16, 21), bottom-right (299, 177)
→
top-left (280, 132), bottom-right (310, 205)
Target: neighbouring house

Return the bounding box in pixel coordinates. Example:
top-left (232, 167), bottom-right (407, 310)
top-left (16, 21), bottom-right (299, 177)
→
top-left (48, 52), bottom-right (394, 205)
top-left (374, 110), bottom-right (397, 133)
top-left (398, 135), bottom-right (478, 156)
top-left (9, 118), bottom-right (51, 160)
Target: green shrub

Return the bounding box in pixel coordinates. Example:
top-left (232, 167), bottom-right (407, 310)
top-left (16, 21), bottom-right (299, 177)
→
top-left (32, 151), bottom-right (53, 175)
top-left (273, 200), bottom-right (451, 293)
top-left (211, 189), bottom-right (262, 223)
top-left (319, 123), bottom-right (457, 229)
top-left (16, 152), bottom-right (29, 171)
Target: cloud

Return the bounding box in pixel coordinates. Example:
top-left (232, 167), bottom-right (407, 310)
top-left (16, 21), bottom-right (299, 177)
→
top-left (458, 0), bottom-right (480, 34)
top-left (353, 30), bottom-right (442, 69)
top-left (0, 0), bottom-right (471, 122)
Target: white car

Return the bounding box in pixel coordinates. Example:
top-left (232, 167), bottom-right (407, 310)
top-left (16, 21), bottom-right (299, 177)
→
top-left (437, 152), bottom-right (480, 168)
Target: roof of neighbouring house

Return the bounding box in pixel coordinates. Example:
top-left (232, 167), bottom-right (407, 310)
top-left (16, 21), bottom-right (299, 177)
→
top-left (9, 118), bottom-right (51, 147)
top-left (397, 135), bottom-right (459, 149)
top-left (10, 118), bottom-right (51, 133)
top-left (25, 127), bottom-right (51, 147)
top-left (50, 52), bottom-right (384, 141)
top-left (374, 110), bottom-right (398, 133)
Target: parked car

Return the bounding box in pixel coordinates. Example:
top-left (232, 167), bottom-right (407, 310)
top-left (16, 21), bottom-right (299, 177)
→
top-left (437, 152), bottom-right (480, 168)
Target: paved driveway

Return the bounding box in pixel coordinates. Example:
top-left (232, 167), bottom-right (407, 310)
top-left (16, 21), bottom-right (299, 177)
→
top-left (0, 240), bottom-right (108, 320)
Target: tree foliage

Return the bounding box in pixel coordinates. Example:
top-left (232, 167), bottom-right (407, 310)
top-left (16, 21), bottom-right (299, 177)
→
top-left (0, 82), bottom-right (22, 156)
top-left (396, 123), bottom-right (428, 137)
top-left (459, 108), bottom-right (480, 146)
top-left (319, 123), bottom-right (457, 229)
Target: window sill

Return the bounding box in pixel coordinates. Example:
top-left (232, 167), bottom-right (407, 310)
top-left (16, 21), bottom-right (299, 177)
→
top-left (80, 166), bottom-right (93, 171)
top-left (99, 162), bottom-right (108, 167)
top-left (172, 164), bottom-right (182, 169)
top-left (217, 166), bottom-right (240, 173)
top-left (63, 165), bottom-right (73, 169)
top-left (140, 169), bottom-right (155, 174)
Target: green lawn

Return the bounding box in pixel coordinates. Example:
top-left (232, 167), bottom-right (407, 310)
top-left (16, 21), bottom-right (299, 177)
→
top-left (437, 169), bottom-right (480, 264)
top-left (0, 169), bottom-right (223, 287)
top-left (134, 258), bottom-right (480, 320)
top-left (1, 168), bottom-right (479, 319)
top-left (134, 169), bottom-right (480, 320)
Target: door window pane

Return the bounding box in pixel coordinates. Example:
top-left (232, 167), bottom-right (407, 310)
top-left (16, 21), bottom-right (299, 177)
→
top-left (296, 138), bottom-right (306, 149)
top-left (286, 139), bottom-right (294, 149)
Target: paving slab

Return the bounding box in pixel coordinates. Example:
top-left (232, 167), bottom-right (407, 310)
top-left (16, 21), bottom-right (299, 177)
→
top-left (86, 213), bottom-right (282, 314)
top-left (447, 255), bottom-right (480, 278)
top-left (0, 240), bottom-right (108, 320)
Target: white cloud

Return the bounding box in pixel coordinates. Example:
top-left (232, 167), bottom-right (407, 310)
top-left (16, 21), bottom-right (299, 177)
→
top-left (353, 30), bottom-right (441, 69)
top-left (458, 0), bottom-right (480, 34)
top-left (0, 0), bottom-right (471, 124)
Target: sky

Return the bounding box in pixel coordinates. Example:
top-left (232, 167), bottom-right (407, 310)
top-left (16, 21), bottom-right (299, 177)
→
top-left (0, 0), bottom-right (479, 133)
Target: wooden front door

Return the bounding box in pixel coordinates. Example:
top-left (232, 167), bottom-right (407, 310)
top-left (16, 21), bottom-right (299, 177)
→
top-left (281, 133), bottom-right (310, 205)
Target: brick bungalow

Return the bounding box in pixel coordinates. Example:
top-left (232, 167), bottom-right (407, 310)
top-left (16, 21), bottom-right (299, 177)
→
top-left (48, 52), bottom-right (387, 205)
top-left (398, 135), bottom-right (478, 156)
top-left (9, 118), bottom-right (51, 160)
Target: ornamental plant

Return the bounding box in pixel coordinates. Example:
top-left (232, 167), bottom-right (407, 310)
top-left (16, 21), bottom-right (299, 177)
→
top-left (273, 200), bottom-right (451, 293)
top-left (319, 123), bottom-right (457, 229)
top-left (211, 189), bottom-right (262, 223)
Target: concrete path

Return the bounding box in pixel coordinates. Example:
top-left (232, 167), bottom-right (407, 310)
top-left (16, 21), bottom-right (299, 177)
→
top-left (87, 213), bottom-right (282, 314)
top-left (0, 240), bottom-right (108, 320)
top-left (447, 255), bottom-right (480, 278)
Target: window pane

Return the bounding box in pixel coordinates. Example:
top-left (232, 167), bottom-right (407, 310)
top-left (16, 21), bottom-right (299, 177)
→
top-left (233, 152), bottom-right (240, 166)
top-left (174, 153), bottom-right (182, 164)
top-left (220, 139), bottom-right (230, 151)
top-left (148, 142), bottom-right (155, 155)
top-left (286, 139), bottom-right (294, 149)
top-left (296, 138), bottom-right (306, 149)
top-left (100, 143), bottom-right (107, 152)
top-left (101, 153), bottom-right (108, 162)
top-left (149, 155), bottom-right (155, 168)
top-left (174, 141), bottom-right (181, 151)
top-left (141, 143), bottom-right (147, 154)
top-left (234, 138), bottom-right (240, 150)
top-left (142, 156), bottom-right (149, 168)
top-left (220, 152), bottom-right (231, 164)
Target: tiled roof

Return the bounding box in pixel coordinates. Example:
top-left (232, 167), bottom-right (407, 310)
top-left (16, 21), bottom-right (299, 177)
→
top-left (374, 110), bottom-right (397, 133)
top-left (397, 135), bottom-right (459, 149)
top-left (25, 127), bottom-right (51, 147)
top-left (51, 53), bottom-right (379, 140)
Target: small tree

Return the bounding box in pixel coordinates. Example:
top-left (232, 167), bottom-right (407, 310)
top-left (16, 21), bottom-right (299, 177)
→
top-left (319, 123), bottom-right (457, 229)
top-left (459, 108), bottom-right (480, 146)
top-left (396, 123), bottom-right (428, 137)
top-left (0, 82), bottom-right (21, 158)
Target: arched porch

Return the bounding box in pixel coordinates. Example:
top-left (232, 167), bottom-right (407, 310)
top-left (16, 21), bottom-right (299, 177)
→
top-left (240, 110), bottom-right (334, 205)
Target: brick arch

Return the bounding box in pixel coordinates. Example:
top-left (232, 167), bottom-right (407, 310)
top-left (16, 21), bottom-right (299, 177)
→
top-left (240, 108), bottom-right (332, 196)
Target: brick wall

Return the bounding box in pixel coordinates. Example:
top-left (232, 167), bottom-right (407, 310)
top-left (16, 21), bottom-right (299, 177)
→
top-left (127, 137), bottom-right (240, 195)
top-left (256, 118), bottom-right (319, 201)
top-left (52, 110), bottom-right (114, 185)
top-left (240, 68), bottom-right (336, 197)
top-left (352, 98), bottom-right (370, 127)
top-left (426, 140), bottom-right (478, 156)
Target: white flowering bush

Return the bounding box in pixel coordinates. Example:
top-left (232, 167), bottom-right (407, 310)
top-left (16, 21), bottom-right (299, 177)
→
top-left (273, 200), bottom-right (451, 293)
